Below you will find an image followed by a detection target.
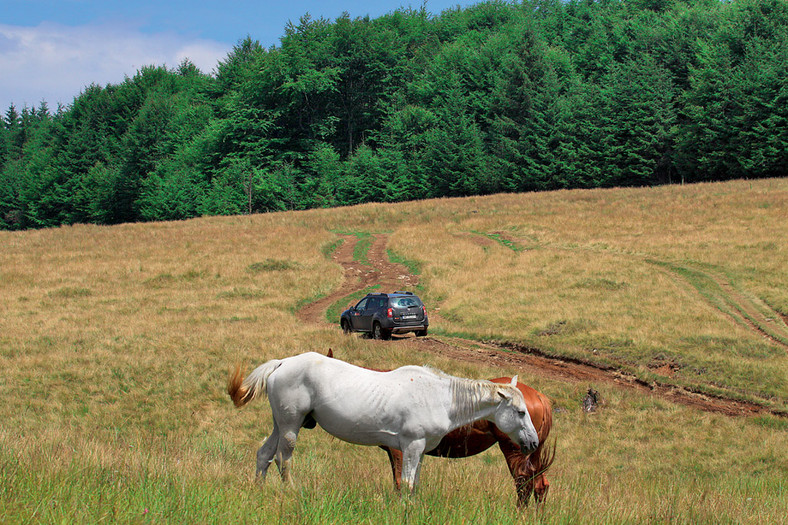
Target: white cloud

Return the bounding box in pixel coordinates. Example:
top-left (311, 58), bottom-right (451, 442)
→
top-left (0, 22), bottom-right (230, 111)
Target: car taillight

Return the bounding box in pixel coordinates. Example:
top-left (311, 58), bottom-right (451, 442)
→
top-left (422, 305), bottom-right (427, 316)
top-left (387, 308), bottom-right (393, 318)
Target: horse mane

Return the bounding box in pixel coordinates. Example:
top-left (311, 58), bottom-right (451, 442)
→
top-left (412, 365), bottom-right (506, 419)
top-left (448, 375), bottom-right (510, 422)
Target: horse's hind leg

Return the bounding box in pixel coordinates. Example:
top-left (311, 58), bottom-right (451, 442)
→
top-left (382, 446), bottom-right (403, 491)
top-left (256, 421), bottom-right (279, 479)
top-left (399, 439), bottom-right (426, 493)
top-left (274, 426), bottom-right (300, 485)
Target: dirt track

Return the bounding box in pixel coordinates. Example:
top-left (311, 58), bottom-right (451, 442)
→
top-left (298, 234), bottom-right (784, 418)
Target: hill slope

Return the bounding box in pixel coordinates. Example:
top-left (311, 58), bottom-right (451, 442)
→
top-left (1, 178), bottom-right (786, 522)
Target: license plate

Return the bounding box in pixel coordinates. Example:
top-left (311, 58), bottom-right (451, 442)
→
top-left (403, 315), bottom-right (417, 319)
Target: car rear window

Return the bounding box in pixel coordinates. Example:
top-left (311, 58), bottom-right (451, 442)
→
top-left (390, 297), bottom-right (422, 308)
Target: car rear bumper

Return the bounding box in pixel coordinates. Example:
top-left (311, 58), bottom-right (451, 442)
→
top-left (391, 324), bottom-right (428, 334)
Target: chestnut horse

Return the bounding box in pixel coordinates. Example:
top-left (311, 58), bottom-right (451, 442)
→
top-left (326, 350), bottom-right (555, 507)
top-left (385, 377), bottom-right (555, 507)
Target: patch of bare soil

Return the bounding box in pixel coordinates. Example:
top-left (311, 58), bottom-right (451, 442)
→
top-left (297, 233), bottom-right (785, 418)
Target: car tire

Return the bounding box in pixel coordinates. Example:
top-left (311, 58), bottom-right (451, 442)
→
top-left (415, 329), bottom-right (428, 337)
top-left (373, 323), bottom-right (391, 341)
top-left (341, 319), bottom-right (351, 335)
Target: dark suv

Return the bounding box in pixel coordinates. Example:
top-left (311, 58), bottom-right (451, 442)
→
top-left (340, 291), bottom-right (428, 340)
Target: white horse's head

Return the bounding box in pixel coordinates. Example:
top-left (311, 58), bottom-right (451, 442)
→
top-left (493, 376), bottom-right (539, 454)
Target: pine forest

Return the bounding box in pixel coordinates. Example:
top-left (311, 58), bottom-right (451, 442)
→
top-left (1, 0), bottom-right (786, 230)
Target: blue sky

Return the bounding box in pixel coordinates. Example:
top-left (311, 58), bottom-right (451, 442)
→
top-left (1, 0), bottom-right (480, 112)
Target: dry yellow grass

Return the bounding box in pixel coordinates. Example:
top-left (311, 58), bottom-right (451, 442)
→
top-left (0, 178), bottom-right (786, 523)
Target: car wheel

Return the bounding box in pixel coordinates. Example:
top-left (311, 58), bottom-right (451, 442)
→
top-left (341, 320), bottom-right (351, 335)
top-left (415, 329), bottom-right (428, 337)
top-left (373, 323), bottom-right (391, 341)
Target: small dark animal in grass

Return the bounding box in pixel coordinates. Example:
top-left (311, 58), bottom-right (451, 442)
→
top-left (583, 387), bottom-right (601, 413)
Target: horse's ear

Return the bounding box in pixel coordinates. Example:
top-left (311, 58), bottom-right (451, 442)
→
top-left (510, 376), bottom-right (518, 387)
top-left (497, 388), bottom-right (513, 400)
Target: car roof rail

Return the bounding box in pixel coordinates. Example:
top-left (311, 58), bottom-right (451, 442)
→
top-left (393, 291), bottom-right (413, 295)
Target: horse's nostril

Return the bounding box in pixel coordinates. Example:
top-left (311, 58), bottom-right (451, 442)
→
top-left (521, 439), bottom-right (539, 454)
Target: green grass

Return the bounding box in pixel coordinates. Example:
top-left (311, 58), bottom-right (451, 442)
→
top-left (246, 259), bottom-right (300, 273)
top-left (321, 237), bottom-right (345, 258)
top-left (387, 249), bottom-right (421, 276)
top-left (47, 286), bottom-right (93, 298)
top-left (332, 230), bottom-right (374, 265)
top-left (470, 230), bottom-right (526, 252)
top-left (2, 387), bottom-right (785, 524)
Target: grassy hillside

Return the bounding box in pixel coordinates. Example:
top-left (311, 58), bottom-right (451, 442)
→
top-left (387, 179), bottom-right (788, 408)
top-left (1, 178), bottom-right (786, 523)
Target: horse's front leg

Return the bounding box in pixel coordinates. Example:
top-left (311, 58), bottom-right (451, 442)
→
top-left (399, 439), bottom-right (426, 493)
top-left (256, 421), bottom-right (280, 480)
top-left (532, 473), bottom-right (550, 505)
top-left (497, 435), bottom-right (533, 508)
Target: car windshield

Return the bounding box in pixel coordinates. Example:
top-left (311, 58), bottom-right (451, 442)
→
top-left (390, 297), bottom-right (421, 308)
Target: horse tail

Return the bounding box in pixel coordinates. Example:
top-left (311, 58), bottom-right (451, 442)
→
top-left (538, 392), bottom-right (553, 443)
top-left (529, 392), bottom-right (556, 475)
top-left (227, 359), bottom-right (283, 407)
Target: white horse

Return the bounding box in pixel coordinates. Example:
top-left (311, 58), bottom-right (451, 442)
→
top-left (228, 351), bottom-right (540, 491)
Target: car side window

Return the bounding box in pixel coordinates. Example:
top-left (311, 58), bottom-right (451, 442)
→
top-left (355, 298), bottom-right (368, 311)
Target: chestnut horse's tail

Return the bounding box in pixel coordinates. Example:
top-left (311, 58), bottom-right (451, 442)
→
top-left (529, 392), bottom-right (556, 476)
top-left (227, 359), bottom-right (283, 407)
top-left (536, 392), bottom-right (553, 443)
